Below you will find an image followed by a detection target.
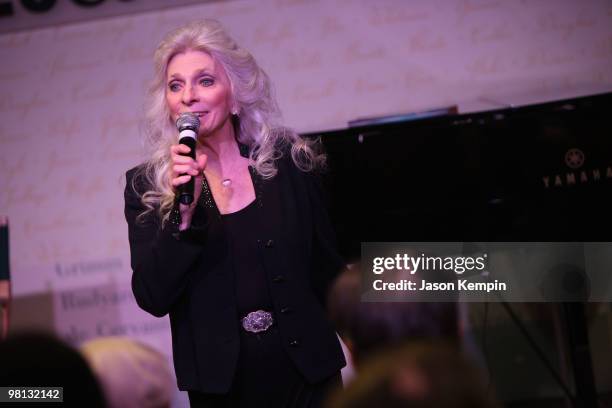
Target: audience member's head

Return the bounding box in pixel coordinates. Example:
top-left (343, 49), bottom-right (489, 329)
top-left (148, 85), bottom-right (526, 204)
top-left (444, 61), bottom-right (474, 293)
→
top-left (325, 341), bottom-right (499, 408)
top-left (0, 330), bottom-right (106, 407)
top-left (328, 264), bottom-right (460, 366)
top-left (80, 336), bottom-right (174, 408)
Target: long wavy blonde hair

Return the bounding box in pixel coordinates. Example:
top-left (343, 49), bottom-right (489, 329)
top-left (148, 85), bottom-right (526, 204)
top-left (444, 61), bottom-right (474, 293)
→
top-left (134, 19), bottom-right (326, 225)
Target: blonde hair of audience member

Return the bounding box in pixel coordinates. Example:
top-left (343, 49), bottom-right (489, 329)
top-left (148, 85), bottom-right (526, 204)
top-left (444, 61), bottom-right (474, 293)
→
top-left (80, 337), bottom-right (174, 408)
top-left (325, 341), bottom-right (499, 408)
top-left (136, 19), bottom-right (325, 226)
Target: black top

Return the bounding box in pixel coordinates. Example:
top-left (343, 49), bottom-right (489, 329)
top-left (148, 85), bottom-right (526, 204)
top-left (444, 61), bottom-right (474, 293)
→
top-left (222, 199), bottom-right (274, 317)
top-left (124, 143), bottom-right (346, 393)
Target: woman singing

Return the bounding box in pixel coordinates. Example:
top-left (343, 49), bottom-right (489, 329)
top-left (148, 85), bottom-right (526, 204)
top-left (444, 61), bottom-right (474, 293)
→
top-left (124, 19), bottom-right (346, 407)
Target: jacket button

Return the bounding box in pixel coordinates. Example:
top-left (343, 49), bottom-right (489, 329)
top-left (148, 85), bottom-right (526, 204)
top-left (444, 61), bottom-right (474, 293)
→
top-left (265, 239), bottom-right (274, 248)
top-left (280, 307), bottom-right (293, 314)
top-left (272, 275), bottom-right (285, 283)
top-left (289, 339), bottom-right (300, 347)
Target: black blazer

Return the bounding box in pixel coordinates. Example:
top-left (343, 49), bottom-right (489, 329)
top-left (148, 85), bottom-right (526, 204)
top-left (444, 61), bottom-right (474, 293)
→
top-left (124, 144), bottom-right (346, 393)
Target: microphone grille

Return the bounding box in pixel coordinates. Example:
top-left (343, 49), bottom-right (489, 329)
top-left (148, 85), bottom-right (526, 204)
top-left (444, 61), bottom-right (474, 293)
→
top-left (176, 112), bottom-right (200, 131)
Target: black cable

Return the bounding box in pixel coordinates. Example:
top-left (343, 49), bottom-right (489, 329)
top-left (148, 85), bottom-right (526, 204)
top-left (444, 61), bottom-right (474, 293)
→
top-left (481, 300), bottom-right (491, 393)
top-left (463, 244), bottom-right (578, 406)
top-left (499, 300), bottom-right (577, 407)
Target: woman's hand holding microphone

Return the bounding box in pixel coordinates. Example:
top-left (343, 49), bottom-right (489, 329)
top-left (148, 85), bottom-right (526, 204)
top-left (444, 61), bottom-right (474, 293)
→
top-left (170, 144), bottom-right (207, 231)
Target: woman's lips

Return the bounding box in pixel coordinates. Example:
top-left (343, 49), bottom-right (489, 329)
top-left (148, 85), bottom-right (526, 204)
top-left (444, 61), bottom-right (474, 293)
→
top-left (178, 111), bottom-right (207, 118)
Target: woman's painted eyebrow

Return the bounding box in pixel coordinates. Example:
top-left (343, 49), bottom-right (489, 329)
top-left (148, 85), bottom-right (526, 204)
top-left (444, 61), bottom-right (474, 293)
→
top-left (168, 69), bottom-right (215, 80)
top-left (195, 68), bottom-right (215, 76)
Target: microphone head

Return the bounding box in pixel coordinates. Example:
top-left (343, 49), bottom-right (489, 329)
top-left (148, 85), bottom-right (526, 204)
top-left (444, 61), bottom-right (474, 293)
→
top-left (176, 112), bottom-right (200, 132)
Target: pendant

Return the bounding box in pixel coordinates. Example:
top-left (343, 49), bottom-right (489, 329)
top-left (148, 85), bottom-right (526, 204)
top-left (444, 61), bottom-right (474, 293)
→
top-left (222, 179), bottom-right (232, 187)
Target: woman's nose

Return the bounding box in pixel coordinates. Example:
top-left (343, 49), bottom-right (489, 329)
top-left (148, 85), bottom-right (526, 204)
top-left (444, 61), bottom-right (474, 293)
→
top-left (181, 85), bottom-right (199, 105)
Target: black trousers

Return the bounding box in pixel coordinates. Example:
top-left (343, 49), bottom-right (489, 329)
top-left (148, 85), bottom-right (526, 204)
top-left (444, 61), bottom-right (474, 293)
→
top-left (187, 326), bottom-right (342, 408)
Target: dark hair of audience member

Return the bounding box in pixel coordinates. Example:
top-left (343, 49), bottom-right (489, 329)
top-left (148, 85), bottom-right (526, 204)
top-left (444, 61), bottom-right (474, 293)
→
top-left (0, 331), bottom-right (106, 407)
top-left (328, 263), bottom-right (460, 366)
top-left (325, 341), bottom-right (499, 408)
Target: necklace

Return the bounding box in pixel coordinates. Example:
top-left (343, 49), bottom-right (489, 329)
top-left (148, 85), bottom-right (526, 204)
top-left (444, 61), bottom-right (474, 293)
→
top-left (205, 156), bottom-right (241, 188)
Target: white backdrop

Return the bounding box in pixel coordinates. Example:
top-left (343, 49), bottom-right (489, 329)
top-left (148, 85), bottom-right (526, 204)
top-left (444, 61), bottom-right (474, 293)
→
top-left (1, 0), bottom-right (612, 405)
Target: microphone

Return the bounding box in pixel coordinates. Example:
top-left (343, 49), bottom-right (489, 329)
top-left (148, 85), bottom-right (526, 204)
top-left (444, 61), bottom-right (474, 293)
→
top-left (175, 113), bottom-right (200, 205)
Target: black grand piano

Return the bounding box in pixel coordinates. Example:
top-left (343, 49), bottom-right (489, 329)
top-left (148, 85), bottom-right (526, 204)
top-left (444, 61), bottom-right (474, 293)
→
top-left (306, 91), bottom-right (612, 408)
top-left (308, 92), bottom-right (612, 260)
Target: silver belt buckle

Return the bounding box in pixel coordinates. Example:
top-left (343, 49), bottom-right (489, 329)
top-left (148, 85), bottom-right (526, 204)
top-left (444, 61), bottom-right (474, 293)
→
top-left (242, 310), bottom-right (273, 333)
